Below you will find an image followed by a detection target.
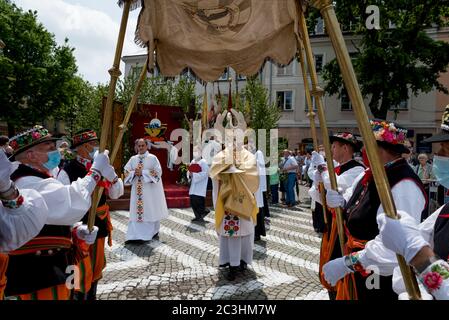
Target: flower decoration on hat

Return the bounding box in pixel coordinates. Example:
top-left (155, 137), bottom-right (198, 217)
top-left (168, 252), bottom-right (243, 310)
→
top-left (72, 130), bottom-right (98, 148)
top-left (9, 125), bottom-right (52, 155)
top-left (370, 120), bottom-right (407, 145)
top-left (333, 132), bottom-right (358, 145)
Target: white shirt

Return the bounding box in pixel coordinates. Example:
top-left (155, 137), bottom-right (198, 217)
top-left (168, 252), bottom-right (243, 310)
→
top-left (308, 162), bottom-right (365, 204)
top-left (344, 172), bottom-right (426, 276)
top-left (188, 158), bottom-right (209, 197)
top-left (283, 156), bottom-right (298, 173)
top-left (255, 150), bottom-right (267, 207)
top-left (14, 172), bottom-right (97, 226)
top-left (57, 160), bottom-right (124, 199)
top-left (0, 189), bottom-right (48, 252)
top-left (203, 140), bottom-right (222, 165)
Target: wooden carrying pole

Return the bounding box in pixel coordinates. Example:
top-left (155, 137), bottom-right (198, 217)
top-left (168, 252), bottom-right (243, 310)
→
top-left (297, 42), bottom-right (328, 225)
top-left (94, 58), bottom-right (149, 210)
top-left (311, 0), bottom-right (421, 300)
top-left (297, 9), bottom-right (345, 259)
top-left (88, 0), bottom-right (132, 231)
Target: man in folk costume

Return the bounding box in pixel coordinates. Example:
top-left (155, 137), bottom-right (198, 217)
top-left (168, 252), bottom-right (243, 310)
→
top-left (4, 125), bottom-right (116, 300)
top-left (209, 111), bottom-right (259, 281)
top-left (322, 120), bottom-right (428, 300)
top-left (377, 105), bottom-right (449, 300)
top-left (188, 146), bottom-right (210, 222)
top-left (57, 129), bottom-right (124, 300)
top-left (308, 132), bottom-right (365, 299)
top-left (124, 138), bottom-right (169, 242)
top-left (0, 150), bottom-right (49, 299)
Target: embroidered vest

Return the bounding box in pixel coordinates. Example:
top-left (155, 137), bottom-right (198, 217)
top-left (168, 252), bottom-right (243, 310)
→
top-left (344, 159), bottom-right (427, 241)
top-left (342, 159), bottom-right (426, 300)
top-left (434, 203), bottom-right (449, 261)
top-left (328, 160), bottom-right (366, 261)
top-left (6, 165), bottom-right (73, 296)
top-left (63, 159), bottom-right (109, 238)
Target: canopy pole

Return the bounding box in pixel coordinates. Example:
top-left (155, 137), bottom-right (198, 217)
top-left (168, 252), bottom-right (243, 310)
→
top-left (297, 41), bottom-right (328, 225)
top-left (88, 0), bottom-right (132, 231)
top-left (298, 6), bottom-right (345, 258)
top-left (297, 5), bottom-right (354, 299)
top-left (93, 58), bottom-right (149, 210)
top-left (312, 0), bottom-right (421, 300)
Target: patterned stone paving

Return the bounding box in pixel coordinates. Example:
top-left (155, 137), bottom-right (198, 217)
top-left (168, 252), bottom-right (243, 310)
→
top-left (97, 185), bottom-right (328, 300)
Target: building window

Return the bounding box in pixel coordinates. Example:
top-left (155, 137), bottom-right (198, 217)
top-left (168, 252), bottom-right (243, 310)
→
top-left (390, 99), bottom-right (409, 111)
top-left (277, 63), bottom-right (293, 76)
top-left (237, 74), bottom-right (246, 81)
top-left (314, 54), bottom-right (324, 73)
top-left (341, 89), bottom-right (352, 111)
top-left (314, 18), bottom-right (325, 35)
top-left (181, 68), bottom-right (196, 81)
top-left (277, 91), bottom-right (293, 111)
top-left (130, 65), bottom-right (143, 79)
top-left (219, 67), bottom-right (230, 81)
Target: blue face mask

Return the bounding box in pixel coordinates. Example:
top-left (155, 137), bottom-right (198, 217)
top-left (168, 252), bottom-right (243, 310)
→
top-left (432, 155), bottom-right (449, 189)
top-left (43, 150), bottom-right (61, 171)
top-left (89, 147), bottom-right (99, 159)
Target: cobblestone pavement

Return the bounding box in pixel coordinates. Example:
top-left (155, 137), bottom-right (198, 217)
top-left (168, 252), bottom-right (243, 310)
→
top-left (97, 184), bottom-right (328, 300)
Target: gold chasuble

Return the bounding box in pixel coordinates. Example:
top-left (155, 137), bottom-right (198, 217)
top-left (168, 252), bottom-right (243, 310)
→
top-left (209, 147), bottom-right (259, 232)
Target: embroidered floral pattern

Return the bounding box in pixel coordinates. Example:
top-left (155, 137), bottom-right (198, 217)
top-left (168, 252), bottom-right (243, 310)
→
top-left (2, 195), bottom-right (24, 209)
top-left (9, 125), bottom-right (51, 154)
top-left (76, 156), bottom-right (92, 170)
top-left (136, 156), bottom-right (145, 222)
top-left (223, 212), bottom-right (240, 237)
top-left (72, 130), bottom-right (97, 147)
top-left (420, 262), bottom-right (449, 292)
top-left (232, 192), bottom-right (246, 204)
top-left (370, 120), bottom-right (408, 145)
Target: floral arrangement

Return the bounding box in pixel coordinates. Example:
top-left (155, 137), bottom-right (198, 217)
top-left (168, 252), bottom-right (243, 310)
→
top-left (9, 126), bottom-right (51, 154)
top-left (370, 120), bottom-right (407, 145)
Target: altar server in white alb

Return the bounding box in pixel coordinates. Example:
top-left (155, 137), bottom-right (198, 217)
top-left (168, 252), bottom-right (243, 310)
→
top-left (124, 138), bottom-right (168, 242)
top-left (188, 146), bottom-right (210, 222)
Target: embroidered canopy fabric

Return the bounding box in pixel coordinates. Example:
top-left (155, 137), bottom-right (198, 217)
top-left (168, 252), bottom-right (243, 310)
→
top-left (125, 0), bottom-right (303, 82)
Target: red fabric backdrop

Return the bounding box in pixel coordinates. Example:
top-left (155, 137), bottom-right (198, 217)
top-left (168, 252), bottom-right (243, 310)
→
top-left (129, 104), bottom-right (185, 186)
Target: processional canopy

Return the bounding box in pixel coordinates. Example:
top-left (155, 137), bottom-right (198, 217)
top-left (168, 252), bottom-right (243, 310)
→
top-left (120, 0), bottom-right (308, 82)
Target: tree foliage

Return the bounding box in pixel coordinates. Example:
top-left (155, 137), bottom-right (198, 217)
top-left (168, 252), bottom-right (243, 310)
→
top-left (0, 0), bottom-right (79, 135)
top-left (242, 78), bottom-right (281, 133)
top-left (308, 0), bottom-right (449, 119)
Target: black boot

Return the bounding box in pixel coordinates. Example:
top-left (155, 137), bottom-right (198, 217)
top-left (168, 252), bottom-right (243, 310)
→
top-left (86, 281), bottom-right (98, 300)
top-left (239, 260), bottom-right (247, 271)
top-left (226, 266), bottom-right (239, 281)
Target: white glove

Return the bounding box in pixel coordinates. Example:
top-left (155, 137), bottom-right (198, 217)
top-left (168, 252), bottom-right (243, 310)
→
top-left (326, 189), bottom-right (346, 208)
top-left (311, 151), bottom-right (326, 167)
top-left (398, 284), bottom-right (434, 300)
top-left (376, 212), bottom-right (429, 263)
top-left (323, 256), bottom-right (353, 287)
top-left (91, 150), bottom-right (118, 182)
top-left (313, 170), bottom-right (322, 183)
top-left (0, 150), bottom-right (19, 192)
top-left (75, 224), bottom-right (99, 245)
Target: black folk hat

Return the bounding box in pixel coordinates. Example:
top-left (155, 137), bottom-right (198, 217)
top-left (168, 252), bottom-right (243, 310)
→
top-left (329, 132), bottom-right (363, 152)
top-left (71, 129), bottom-right (99, 149)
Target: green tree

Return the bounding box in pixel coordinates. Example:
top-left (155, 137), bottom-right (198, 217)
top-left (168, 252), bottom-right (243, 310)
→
top-left (243, 78), bottom-right (281, 133)
top-left (0, 0), bottom-right (79, 135)
top-left (308, 0), bottom-right (449, 120)
top-left (56, 77), bottom-right (108, 135)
